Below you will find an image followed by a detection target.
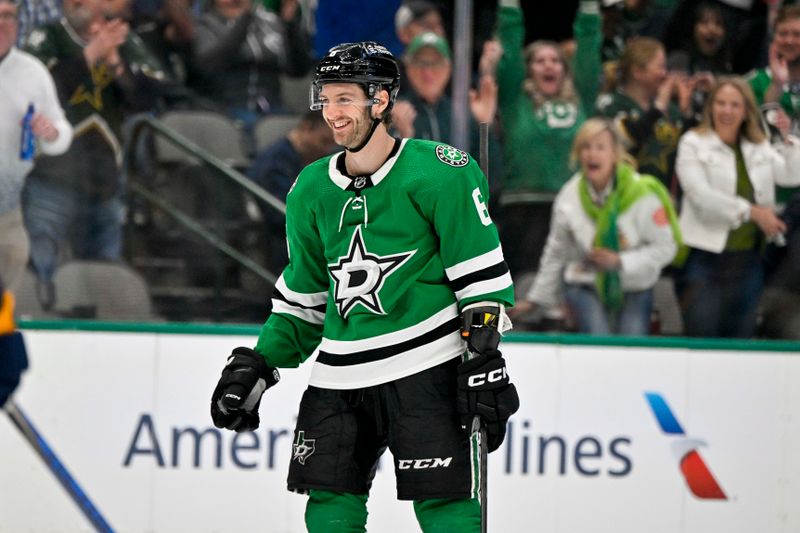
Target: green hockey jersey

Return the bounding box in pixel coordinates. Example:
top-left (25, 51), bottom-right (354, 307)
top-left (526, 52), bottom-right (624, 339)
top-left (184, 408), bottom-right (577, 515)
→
top-left (747, 68), bottom-right (800, 202)
top-left (255, 138), bottom-right (514, 389)
top-left (747, 67), bottom-right (800, 118)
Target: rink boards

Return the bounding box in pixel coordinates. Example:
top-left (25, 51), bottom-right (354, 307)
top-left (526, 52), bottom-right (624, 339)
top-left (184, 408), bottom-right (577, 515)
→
top-left (1, 323), bottom-right (799, 532)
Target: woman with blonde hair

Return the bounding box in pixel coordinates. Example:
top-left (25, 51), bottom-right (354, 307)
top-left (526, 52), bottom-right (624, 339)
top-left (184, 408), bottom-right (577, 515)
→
top-left (675, 77), bottom-right (800, 338)
top-left (595, 36), bottom-right (694, 189)
top-left (478, 0), bottom-right (602, 279)
top-left (512, 118), bottom-right (680, 335)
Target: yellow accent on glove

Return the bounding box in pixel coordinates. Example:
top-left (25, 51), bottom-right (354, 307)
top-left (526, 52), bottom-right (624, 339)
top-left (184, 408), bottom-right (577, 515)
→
top-left (0, 290), bottom-right (16, 335)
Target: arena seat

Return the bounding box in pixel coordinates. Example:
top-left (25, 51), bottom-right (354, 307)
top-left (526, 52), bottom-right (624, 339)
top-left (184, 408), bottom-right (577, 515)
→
top-left (253, 114), bottom-right (301, 153)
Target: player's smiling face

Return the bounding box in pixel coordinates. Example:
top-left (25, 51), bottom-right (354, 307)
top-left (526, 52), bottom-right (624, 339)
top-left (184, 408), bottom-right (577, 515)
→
top-left (319, 83), bottom-right (377, 149)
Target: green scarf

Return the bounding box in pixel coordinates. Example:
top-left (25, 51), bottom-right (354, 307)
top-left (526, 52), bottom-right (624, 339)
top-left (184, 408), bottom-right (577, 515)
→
top-left (578, 164), bottom-right (683, 311)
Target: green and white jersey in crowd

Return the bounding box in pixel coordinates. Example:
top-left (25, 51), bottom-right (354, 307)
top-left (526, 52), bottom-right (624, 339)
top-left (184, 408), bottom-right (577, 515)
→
top-left (594, 89), bottom-right (683, 187)
top-left (495, 2), bottom-right (602, 196)
top-left (748, 68), bottom-right (800, 202)
top-left (747, 67), bottom-right (800, 118)
top-left (255, 138), bottom-right (514, 389)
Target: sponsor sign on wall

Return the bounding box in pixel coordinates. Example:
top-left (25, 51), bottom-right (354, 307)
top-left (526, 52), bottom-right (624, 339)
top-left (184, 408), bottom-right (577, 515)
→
top-left (1, 330), bottom-right (798, 532)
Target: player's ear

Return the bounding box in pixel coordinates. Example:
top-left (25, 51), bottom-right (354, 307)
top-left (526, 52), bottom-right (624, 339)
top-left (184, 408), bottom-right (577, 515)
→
top-left (373, 89), bottom-right (390, 118)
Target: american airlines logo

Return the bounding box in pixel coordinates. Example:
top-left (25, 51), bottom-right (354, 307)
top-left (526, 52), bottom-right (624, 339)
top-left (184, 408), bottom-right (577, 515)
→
top-left (645, 392), bottom-right (727, 500)
top-left (397, 457), bottom-right (452, 470)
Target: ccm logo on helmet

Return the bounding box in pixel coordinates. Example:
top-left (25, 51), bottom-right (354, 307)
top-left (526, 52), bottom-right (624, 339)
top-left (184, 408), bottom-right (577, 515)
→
top-left (319, 65), bottom-right (340, 72)
top-left (398, 457), bottom-right (453, 470)
top-left (467, 367), bottom-right (507, 388)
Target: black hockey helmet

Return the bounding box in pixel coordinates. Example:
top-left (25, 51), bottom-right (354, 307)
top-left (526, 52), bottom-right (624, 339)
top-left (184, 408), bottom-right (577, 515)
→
top-left (310, 41), bottom-right (401, 113)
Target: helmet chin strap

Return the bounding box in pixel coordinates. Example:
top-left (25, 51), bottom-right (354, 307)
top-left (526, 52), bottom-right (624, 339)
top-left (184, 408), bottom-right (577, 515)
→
top-left (345, 116), bottom-right (382, 153)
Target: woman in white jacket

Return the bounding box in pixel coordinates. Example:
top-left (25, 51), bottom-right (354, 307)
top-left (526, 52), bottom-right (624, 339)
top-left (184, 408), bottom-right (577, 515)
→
top-left (675, 77), bottom-right (800, 338)
top-left (513, 118), bottom-right (680, 335)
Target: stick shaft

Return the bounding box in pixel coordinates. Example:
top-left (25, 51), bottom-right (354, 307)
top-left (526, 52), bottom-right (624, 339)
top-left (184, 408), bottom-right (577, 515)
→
top-left (475, 121), bottom-right (490, 533)
top-left (4, 400), bottom-right (114, 532)
top-left (479, 122), bottom-right (489, 180)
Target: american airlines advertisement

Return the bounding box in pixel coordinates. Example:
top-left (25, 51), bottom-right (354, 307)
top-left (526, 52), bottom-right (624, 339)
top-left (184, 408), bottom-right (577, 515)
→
top-left (1, 329), bottom-right (798, 532)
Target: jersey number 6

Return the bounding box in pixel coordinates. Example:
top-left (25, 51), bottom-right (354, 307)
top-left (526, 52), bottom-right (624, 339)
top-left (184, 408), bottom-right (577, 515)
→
top-left (471, 187), bottom-right (492, 227)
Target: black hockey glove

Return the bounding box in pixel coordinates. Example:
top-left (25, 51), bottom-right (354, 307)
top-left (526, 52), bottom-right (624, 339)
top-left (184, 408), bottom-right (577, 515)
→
top-left (457, 306), bottom-right (520, 453)
top-left (210, 347), bottom-right (280, 432)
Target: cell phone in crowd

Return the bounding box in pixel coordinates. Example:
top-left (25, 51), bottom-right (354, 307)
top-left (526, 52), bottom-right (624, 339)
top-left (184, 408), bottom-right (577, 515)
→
top-left (761, 102), bottom-right (788, 144)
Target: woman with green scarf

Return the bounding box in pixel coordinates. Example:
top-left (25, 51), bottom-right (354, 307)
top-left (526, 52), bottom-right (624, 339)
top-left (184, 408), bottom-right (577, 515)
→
top-left (513, 118), bottom-right (681, 335)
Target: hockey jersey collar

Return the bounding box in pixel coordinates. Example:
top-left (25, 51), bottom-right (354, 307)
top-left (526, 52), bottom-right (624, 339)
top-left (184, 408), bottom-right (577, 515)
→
top-left (328, 138), bottom-right (409, 191)
top-left (60, 18), bottom-right (89, 47)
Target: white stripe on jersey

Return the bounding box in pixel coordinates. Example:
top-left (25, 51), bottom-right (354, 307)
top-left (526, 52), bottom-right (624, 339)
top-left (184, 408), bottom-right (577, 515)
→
top-left (308, 330), bottom-right (464, 389)
top-left (454, 273), bottom-right (514, 301)
top-left (276, 274), bottom-right (327, 307)
top-left (445, 245), bottom-right (505, 280)
top-left (327, 139), bottom-right (409, 190)
top-left (316, 303), bottom-right (459, 354)
top-left (271, 299), bottom-right (326, 325)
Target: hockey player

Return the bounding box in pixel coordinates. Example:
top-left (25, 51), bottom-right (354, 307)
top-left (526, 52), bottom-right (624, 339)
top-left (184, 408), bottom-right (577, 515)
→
top-left (0, 275), bottom-right (28, 407)
top-left (210, 41), bottom-right (519, 532)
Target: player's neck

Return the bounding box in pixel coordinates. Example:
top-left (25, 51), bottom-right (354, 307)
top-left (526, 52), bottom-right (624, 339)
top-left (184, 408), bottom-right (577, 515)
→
top-left (344, 126), bottom-right (396, 176)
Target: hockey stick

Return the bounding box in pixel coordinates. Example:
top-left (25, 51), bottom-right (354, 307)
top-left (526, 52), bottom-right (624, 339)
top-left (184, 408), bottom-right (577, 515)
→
top-left (3, 399), bottom-right (114, 532)
top-left (479, 122), bottom-right (489, 180)
top-left (468, 407), bottom-right (488, 533)
top-left (474, 121), bottom-right (490, 533)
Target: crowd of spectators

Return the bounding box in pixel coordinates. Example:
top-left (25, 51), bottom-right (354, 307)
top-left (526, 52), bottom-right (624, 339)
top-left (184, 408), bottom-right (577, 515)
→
top-left (2, 0), bottom-right (800, 339)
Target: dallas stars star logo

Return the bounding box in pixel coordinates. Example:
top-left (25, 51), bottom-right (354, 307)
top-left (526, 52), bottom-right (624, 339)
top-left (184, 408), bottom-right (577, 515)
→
top-left (328, 226), bottom-right (416, 317)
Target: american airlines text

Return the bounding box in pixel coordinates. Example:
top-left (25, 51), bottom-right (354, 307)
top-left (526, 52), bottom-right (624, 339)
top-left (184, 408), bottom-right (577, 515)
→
top-left (123, 414), bottom-right (633, 477)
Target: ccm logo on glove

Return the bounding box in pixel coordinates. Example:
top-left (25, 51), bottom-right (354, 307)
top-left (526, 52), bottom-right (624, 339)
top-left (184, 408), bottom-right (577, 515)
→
top-left (467, 367), bottom-right (508, 387)
top-left (210, 347), bottom-right (280, 432)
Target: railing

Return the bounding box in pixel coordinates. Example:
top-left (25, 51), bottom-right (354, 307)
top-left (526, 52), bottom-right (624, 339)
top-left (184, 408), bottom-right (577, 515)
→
top-left (16, 318), bottom-right (800, 352)
top-left (122, 114), bottom-right (286, 320)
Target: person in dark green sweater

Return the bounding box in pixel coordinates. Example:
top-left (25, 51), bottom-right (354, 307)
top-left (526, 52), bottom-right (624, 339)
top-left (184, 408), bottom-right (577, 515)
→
top-left (480, 0), bottom-right (602, 277)
top-left (21, 0), bottom-right (165, 306)
top-left (594, 36), bottom-right (694, 191)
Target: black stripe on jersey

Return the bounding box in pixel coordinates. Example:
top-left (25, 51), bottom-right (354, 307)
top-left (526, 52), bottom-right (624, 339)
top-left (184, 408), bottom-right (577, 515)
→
top-left (448, 261), bottom-right (510, 293)
top-left (272, 288), bottom-right (327, 314)
top-left (317, 316), bottom-right (461, 367)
